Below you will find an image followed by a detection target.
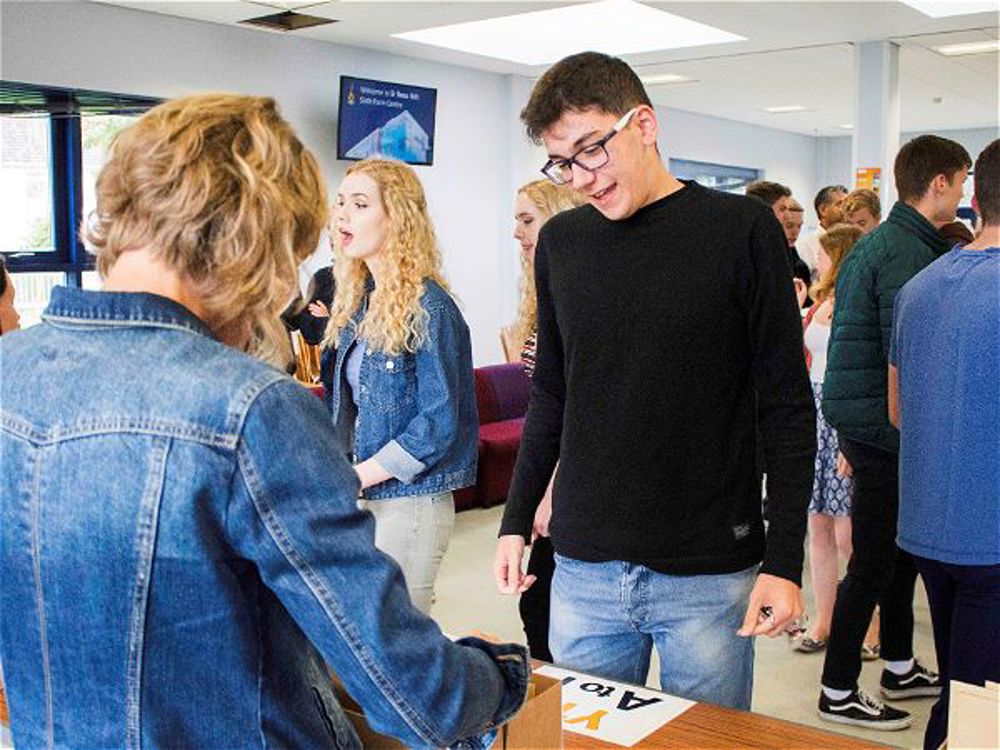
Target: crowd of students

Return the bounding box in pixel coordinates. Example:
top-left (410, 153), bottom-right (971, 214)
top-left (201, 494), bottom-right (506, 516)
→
top-left (0, 51), bottom-right (996, 750)
top-left (735, 135), bottom-right (995, 743)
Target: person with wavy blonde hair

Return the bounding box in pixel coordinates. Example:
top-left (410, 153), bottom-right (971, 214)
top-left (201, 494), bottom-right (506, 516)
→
top-left (87, 94), bottom-right (325, 365)
top-left (795, 222), bottom-right (873, 659)
top-left (499, 179), bottom-right (582, 662)
top-left (0, 96), bottom-right (529, 749)
top-left (502, 179), bottom-right (585, 370)
top-left (809, 223), bottom-right (863, 305)
top-left (321, 158), bottom-right (478, 614)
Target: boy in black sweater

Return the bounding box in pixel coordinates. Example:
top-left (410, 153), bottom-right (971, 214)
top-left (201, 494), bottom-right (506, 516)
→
top-left (494, 52), bottom-right (815, 710)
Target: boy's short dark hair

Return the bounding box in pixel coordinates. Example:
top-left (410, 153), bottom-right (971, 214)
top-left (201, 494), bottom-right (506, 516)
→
top-left (520, 51), bottom-right (652, 143)
top-left (813, 185), bottom-right (848, 215)
top-left (0, 255), bottom-right (7, 297)
top-left (745, 180), bottom-right (792, 208)
top-left (973, 139), bottom-right (1000, 225)
top-left (894, 135), bottom-right (971, 204)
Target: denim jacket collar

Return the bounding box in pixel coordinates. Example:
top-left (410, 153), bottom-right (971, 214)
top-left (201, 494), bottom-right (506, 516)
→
top-left (43, 286), bottom-right (215, 339)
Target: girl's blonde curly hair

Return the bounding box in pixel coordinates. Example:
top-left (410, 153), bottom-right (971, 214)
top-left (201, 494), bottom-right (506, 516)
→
top-left (512, 179), bottom-right (586, 346)
top-left (85, 93), bottom-right (328, 365)
top-left (324, 159), bottom-right (449, 355)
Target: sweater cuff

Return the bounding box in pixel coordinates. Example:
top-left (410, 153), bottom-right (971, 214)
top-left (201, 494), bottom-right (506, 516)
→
top-left (371, 440), bottom-right (426, 484)
top-left (497, 511), bottom-right (533, 542)
top-left (758, 554), bottom-right (803, 588)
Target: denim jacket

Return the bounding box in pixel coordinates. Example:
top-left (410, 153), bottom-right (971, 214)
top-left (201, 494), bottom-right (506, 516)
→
top-left (323, 280), bottom-right (478, 501)
top-left (0, 287), bottom-right (527, 750)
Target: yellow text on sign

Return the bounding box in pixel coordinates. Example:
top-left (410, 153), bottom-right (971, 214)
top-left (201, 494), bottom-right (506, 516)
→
top-left (562, 702), bottom-right (609, 731)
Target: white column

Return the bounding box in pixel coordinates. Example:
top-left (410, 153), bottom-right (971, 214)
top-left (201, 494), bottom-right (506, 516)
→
top-left (852, 41), bottom-right (900, 206)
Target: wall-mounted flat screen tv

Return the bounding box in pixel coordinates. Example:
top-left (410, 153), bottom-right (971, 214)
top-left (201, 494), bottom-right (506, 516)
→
top-left (337, 76), bottom-right (437, 166)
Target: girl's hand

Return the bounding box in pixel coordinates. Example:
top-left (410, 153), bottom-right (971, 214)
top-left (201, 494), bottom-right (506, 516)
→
top-left (355, 458), bottom-right (391, 490)
top-left (837, 452), bottom-right (853, 478)
top-left (308, 301), bottom-right (330, 318)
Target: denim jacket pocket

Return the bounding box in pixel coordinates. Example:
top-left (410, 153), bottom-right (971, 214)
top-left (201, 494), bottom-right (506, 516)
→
top-left (367, 351), bottom-right (416, 415)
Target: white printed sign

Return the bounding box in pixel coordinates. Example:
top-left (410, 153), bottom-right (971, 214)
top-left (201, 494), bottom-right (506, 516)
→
top-left (536, 665), bottom-right (695, 747)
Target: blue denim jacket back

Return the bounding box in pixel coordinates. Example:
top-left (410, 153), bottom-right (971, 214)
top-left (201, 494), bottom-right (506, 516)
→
top-left (323, 280), bottom-right (478, 500)
top-left (0, 287), bottom-right (527, 749)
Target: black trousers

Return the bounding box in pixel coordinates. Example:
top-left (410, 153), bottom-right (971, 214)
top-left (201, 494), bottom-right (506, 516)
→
top-left (518, 537), bottom-right (555, 662)
top-left (821, 438), bottom-right (918, 690)
top-left (915, 556), bottom-right (1000, 750)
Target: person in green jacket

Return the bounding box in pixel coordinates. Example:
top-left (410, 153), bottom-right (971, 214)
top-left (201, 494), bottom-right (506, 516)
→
top-left (816, 135), bottom-right (971, 731)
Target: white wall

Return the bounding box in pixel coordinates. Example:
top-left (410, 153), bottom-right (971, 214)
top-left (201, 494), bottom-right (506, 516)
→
top-left (904, 128), bottom-right (997, 160)
top-left (814, 127), bottom-right (997, 218)
top-left (1, 0), bottom-right (526, 364)
top-left (656, 107), bottom-right (818, 212)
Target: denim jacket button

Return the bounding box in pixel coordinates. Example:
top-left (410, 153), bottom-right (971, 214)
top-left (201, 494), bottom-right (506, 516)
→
top-left (385, 360), bottom-right (394, 370)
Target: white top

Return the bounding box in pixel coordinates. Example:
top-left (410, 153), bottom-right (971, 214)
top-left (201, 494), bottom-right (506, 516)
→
top-left (804, 319), bottom-right (831, 383)
top-left (796, 228), bottom-right (824, 273)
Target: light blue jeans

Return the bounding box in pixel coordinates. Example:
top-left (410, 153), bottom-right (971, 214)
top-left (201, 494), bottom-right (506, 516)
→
top-left (550, 554), bottom-right (756, 710)
top-left (360, 491), bottom-right (455, 614)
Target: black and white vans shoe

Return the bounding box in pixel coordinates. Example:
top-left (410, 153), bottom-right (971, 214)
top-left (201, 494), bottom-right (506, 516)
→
top-left (817, 688), bottom-right (912, 730)
top-left (880, 660), bottom-right (942, 700)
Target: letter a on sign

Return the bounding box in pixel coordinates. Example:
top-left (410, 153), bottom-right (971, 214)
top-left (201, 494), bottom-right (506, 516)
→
top-left (617, 690), bottom-right (663, 711)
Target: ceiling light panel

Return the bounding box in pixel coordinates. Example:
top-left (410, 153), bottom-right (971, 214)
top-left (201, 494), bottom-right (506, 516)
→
top-left (392, 0), bottom-right (745, 66)
top-left (934, 40), bottom-right (1000, 55)
top-left (898, 1), bottom-right (999, 18)
top-left (762, 105), bottom-right (810, 113)
top-left (640, 73), bottom-right (698, 85)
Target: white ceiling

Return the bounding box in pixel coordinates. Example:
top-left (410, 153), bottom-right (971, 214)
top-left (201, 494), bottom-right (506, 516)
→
top-left (94, 1), bottom-right (1000, 136)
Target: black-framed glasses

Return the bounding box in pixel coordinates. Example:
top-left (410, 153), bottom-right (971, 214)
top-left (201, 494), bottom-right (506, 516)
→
top-left (540, 107), bottom-right (639, 186)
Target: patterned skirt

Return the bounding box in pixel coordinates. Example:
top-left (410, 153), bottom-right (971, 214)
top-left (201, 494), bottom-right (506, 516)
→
top-left (809, 381), bottom-right (853, 516)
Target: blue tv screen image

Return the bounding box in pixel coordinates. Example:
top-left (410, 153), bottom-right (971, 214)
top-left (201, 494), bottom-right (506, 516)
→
top-left (337, 76), bottom-right (437, 166)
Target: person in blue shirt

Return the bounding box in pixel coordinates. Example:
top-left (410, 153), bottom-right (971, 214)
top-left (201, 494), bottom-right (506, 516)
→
top-left (322, 158), bottom-right (478, 615)
top-left (0, 94), bottom-right (527, 750)
top-left (888, 138), bottom-right (1000, 750)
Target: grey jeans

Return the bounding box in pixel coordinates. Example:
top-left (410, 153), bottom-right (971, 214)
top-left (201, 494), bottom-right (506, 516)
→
top-left (359, 491), bottom-right (455, 614)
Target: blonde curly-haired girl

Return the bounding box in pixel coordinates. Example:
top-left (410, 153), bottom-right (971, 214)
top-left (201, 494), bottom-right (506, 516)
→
top-left (322, 158), bottom-right (478, 614)
top-left (502, 180), bottom-right (585, 371)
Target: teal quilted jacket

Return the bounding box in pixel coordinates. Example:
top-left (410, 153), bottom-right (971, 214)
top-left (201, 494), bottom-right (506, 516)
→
top-left (822, 202), bottom-right (952, 452)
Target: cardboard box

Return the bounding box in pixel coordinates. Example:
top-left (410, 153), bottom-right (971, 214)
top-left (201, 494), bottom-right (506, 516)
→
top-left (332, 680), bottom-right (407, 750)
top-left (949, 680), bottom-right (1000, 749)
top-left (503, 673), bottom-right (562, 750)
top-left (334, 672), bottom-right (562, 749)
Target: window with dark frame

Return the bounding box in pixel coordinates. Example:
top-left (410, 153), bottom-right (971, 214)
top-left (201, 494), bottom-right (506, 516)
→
top-left (1, 81), bottom-right (160, 327)
top-left (668, 157), bottom-right (763, 194)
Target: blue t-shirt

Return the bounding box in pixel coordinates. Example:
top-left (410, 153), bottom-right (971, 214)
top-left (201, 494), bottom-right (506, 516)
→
top-left (890, 246), bottom-right (1000, 565)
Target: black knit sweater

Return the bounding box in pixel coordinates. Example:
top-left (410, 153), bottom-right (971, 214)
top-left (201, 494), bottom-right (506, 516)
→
top-left (499, 182), bottom-right (816, 585)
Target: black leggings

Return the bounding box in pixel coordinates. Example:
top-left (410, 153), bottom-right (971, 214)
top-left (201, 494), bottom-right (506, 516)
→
top-left (518, 537), bottom-right (555, 662)
top-left (821, 438), bottom-right (918, 690)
